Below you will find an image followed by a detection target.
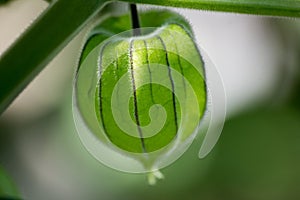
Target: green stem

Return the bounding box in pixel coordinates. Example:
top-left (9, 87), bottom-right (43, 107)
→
top-left (120, 0), bottom-right (300, 17)
top-left (0, 0), bottom-right (109, 114)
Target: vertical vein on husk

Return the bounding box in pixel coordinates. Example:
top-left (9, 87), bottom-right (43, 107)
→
top-left (129, 39), bottom-right (147, 153)
top-left (98, 41), bottom-right (110, 138)
top-left (157, 36), bottom-right (179, 133)
top-left (169, 31), bottom-right (186, 97)
top-left (143, 40), bottom-right (155, 104)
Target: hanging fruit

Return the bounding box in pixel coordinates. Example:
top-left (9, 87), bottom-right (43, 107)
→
top-left (73, 6), bottom-right (206, 184)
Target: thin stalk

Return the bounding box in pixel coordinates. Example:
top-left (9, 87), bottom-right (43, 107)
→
top-left (130, 3), bottom-right (141, 36)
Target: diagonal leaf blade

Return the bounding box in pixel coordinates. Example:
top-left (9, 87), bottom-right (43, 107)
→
top-left (0, 0), bottom-right (109, 114)
top-left (120, 0), bottom-right (300, 17)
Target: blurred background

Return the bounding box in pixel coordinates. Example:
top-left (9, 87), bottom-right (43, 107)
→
top-left (0, 0), bottom-right (300, 199)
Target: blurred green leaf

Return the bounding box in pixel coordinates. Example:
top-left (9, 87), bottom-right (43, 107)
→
top-left (0, 0), bottom-right (10, 5)
top-left (0, 166), bottom-right (19, 199)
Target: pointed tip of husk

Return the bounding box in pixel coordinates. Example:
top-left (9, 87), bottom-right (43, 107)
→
top-left (147, 170), bottom-right (164, 185)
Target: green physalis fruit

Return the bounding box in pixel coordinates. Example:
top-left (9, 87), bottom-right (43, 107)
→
top-left (73, 9), bottom-right (206, 178)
